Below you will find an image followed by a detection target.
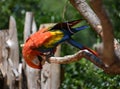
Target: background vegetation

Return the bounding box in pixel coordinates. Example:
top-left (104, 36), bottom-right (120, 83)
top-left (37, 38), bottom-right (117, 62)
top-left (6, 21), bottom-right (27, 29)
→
top-left (0, 0), bottom-right (120, 89)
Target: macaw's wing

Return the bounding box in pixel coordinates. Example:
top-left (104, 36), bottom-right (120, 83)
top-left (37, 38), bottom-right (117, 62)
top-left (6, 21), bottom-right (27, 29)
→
top-left (51, 19), bottom-right (84, 30)
top-left (25, 27), bottom-right (52, 49)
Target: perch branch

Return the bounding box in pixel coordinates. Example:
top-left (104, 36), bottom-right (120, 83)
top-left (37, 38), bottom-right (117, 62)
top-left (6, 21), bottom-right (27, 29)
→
top-left (49, 49), bottom-right (106, 70)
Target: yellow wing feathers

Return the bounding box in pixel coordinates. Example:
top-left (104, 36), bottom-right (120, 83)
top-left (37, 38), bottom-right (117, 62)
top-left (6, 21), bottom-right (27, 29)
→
top-left (43, 30), bottom-right (64, 48)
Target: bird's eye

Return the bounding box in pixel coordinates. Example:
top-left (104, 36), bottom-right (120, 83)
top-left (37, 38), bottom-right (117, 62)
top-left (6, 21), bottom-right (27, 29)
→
top-left (32, 56), bottom-right (40, 66)
top-left (32, 56), bottom-right (46, 66)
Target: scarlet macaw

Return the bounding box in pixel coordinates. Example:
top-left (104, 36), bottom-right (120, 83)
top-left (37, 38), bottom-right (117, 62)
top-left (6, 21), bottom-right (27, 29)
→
top-left (22, 19), bottom-right (98, 69)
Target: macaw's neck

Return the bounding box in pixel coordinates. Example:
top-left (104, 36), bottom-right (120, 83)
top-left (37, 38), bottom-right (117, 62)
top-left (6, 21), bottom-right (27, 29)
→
top-left (71, 25), bottom-right (88, 34)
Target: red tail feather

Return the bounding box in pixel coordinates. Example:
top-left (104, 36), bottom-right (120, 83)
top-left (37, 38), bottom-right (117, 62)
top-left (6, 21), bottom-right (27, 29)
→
top-left (84, 47), bottom-right (98, 56)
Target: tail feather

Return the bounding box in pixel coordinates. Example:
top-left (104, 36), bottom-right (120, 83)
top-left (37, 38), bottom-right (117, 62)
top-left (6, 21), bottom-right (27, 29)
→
top-left (84, 47), bottom-right (98, 57)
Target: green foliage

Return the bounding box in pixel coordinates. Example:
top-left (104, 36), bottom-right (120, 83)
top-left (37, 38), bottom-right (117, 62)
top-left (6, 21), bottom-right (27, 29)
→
top-left (60, 59), bottom-right (120, 89)
top-left (0, 0), bottom-right (120, 89)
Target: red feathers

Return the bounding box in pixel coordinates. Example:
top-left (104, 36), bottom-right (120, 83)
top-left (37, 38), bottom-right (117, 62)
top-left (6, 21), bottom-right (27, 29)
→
top-left (22, 28), bottom-right (52, 69)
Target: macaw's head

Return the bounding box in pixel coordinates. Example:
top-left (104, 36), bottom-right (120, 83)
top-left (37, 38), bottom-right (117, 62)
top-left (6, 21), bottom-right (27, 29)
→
top-left (50, 19), bottom-right (88, 34)
top-left (22, 47), bottom-right (45, 69)
top-left (22, 35), bottom-right (46, 69)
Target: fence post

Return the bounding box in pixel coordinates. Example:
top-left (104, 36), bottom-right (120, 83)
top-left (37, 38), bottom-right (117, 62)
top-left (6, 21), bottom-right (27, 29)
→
top-left (0, 30), bottom-right (9, 89)
top-left (7, 16), bottom-right (19, 89)
top-left (0, 16), bottom-right (19, 89)
top-left (22, 12), bottom-right (41, 89)
top-left (40, 24), bottom-right (61, 89)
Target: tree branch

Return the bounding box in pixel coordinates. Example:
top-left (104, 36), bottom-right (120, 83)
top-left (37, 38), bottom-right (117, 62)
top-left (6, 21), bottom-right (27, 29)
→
top-left (89, 0), bottom-right (115, 67)
top-left (67, 0), bottom-right (120, 74)
top-left (89, 0), bottom-right (120, 74)
top-left (48, 49), bottom-right (106, 71)
top-left (48, 47), bottom-right (120, 74)
top-left (69, 0), bottom-right (103, 37)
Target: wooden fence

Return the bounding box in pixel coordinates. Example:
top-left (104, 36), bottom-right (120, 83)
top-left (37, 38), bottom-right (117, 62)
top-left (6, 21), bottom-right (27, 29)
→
top-left (0, 12), bottom-right (61, 89)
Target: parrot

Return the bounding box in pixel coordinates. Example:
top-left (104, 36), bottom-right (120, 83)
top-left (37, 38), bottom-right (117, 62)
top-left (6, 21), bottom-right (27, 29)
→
top-left (22, 19), bottom-right (99, 69)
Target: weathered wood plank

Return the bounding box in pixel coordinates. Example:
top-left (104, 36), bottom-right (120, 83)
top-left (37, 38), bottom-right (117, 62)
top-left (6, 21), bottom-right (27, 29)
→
top-left (0, 30), bottom-right (9, 89)
top-left (40, 24), bottom-right (61, 89)
top-left (0, 16), bottom-right (19, 89)
top-left (23, 12), bottom-right (41, 89)
top-left (0, 30), bottom-right (9, 80)
top-left (8, 16), bottom-right (19, 68)
top-left (7, 16), bottom-right (19, 89)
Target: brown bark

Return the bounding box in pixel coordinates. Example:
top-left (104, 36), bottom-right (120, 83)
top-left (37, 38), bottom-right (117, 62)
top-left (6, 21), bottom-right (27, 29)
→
top-left (89, 0), bottom-right (120, 74)
top-left (89, 0), bottom-right (116, 68)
